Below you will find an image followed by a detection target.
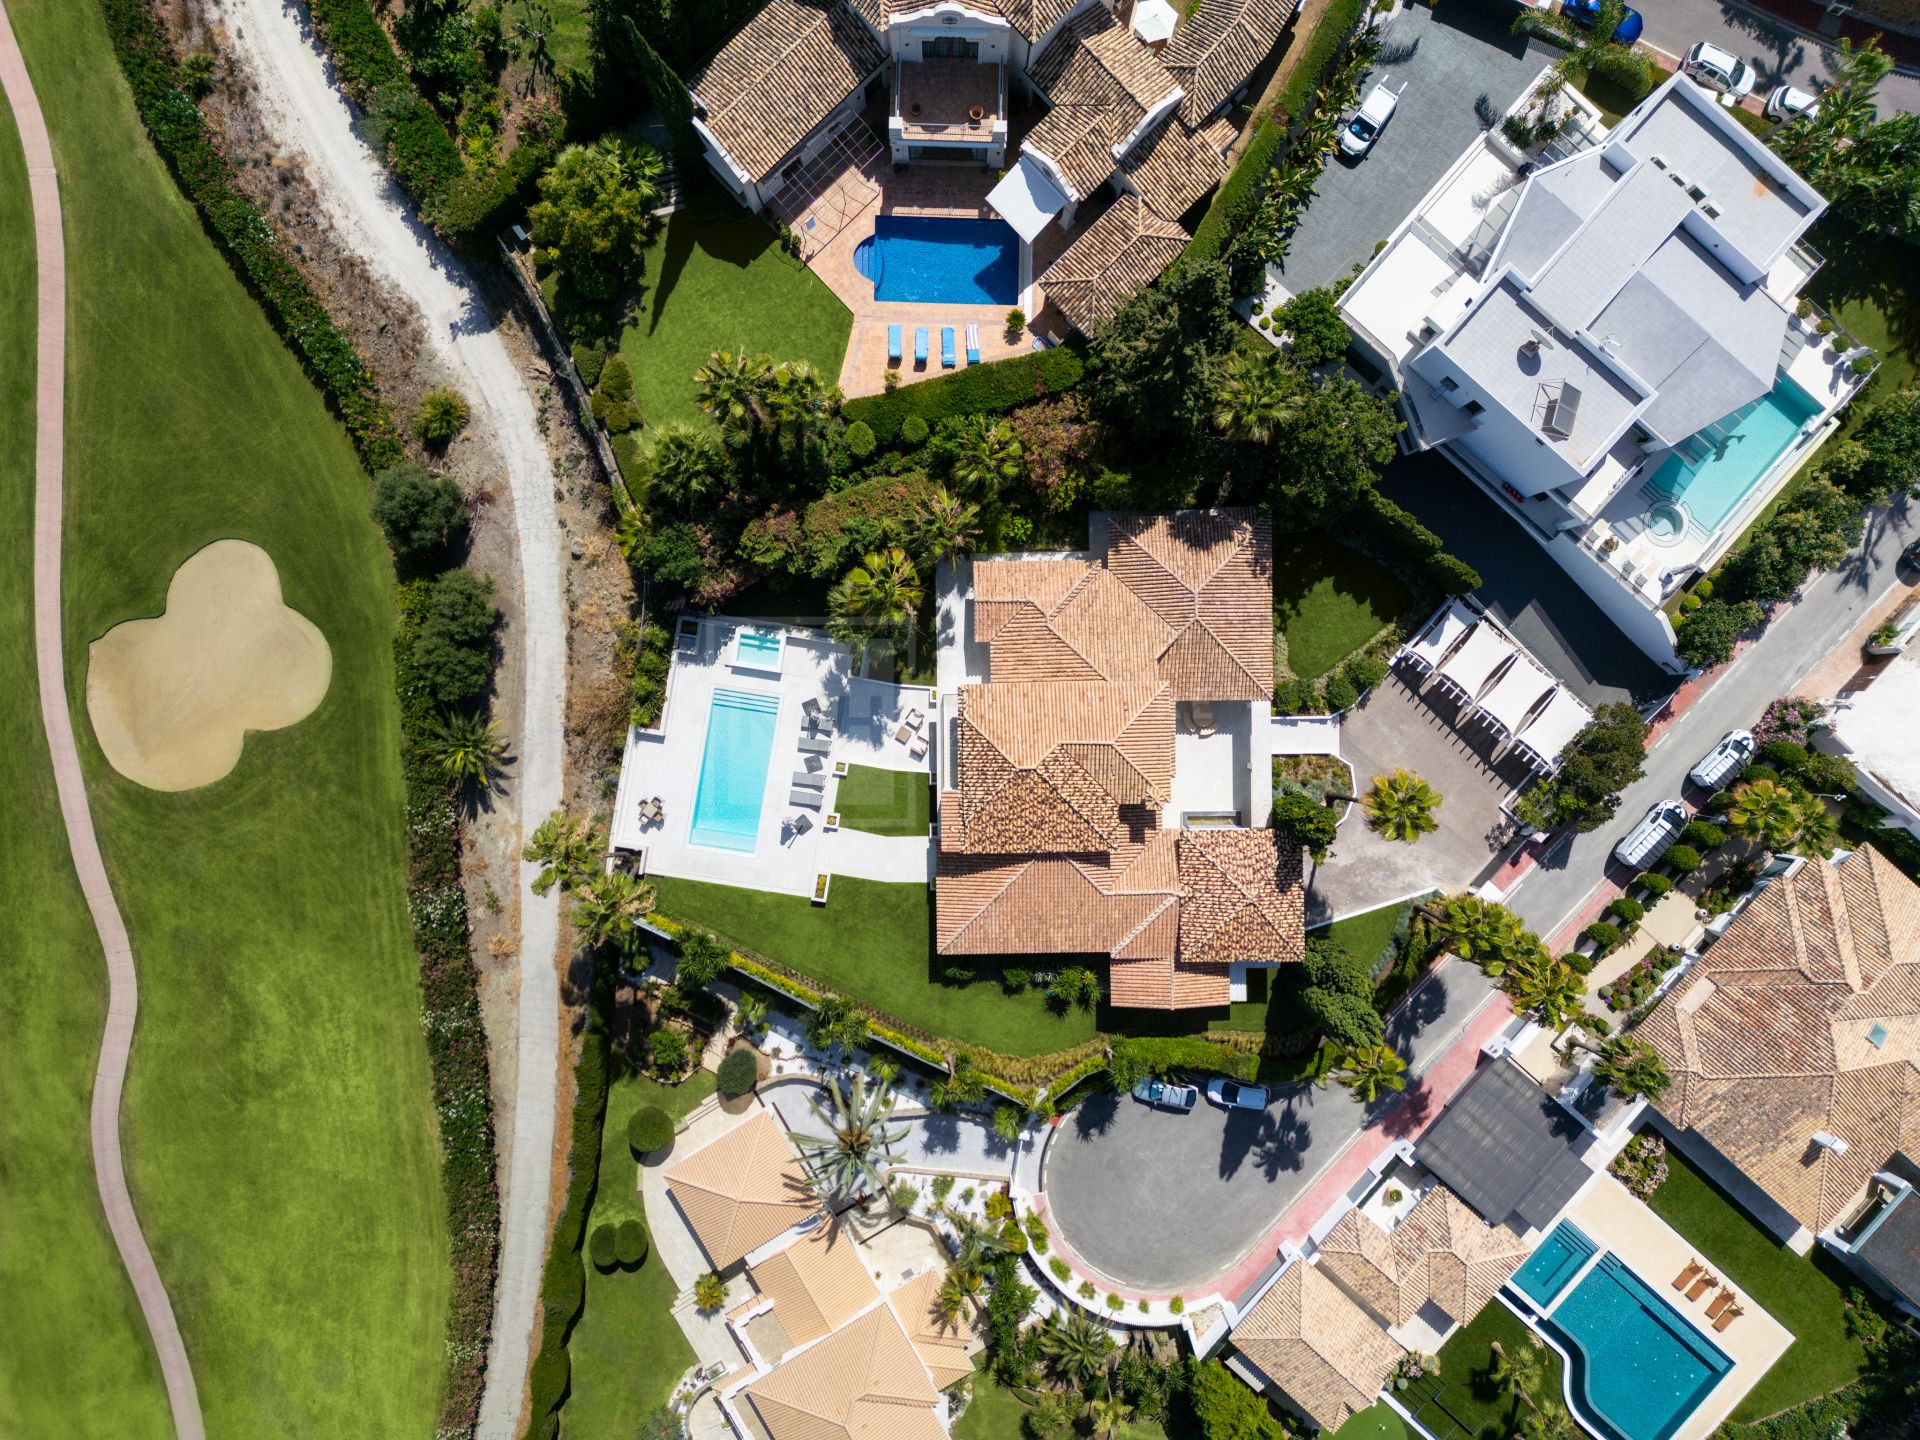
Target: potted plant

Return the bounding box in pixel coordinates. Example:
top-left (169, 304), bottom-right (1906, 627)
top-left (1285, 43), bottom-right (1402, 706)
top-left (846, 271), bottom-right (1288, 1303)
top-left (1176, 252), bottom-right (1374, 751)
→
top-left (1004, 307), bottom-right (1025, 336)
top-left (813, 872), bottom-right (832, 905)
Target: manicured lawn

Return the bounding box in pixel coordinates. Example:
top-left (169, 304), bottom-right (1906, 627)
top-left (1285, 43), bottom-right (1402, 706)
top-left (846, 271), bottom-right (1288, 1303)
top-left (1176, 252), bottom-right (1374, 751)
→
top-left (1274, 540), bottom-right (1413, 680)
top-left (651, 875), bottom-right (1098, 1056)
top-left (1331, 1400), bottom-right (1413, 1440)
top-left (834, 763), bottom-right (932, 836)
top-left (561, 1069), bottom-right (718, 1439)
top-left (1646, 1143), bottom-right (1869, 1421)
top-left (616, 185), bottom-right (853, 429)
top-left (953, 1362), bottom-right (1176, 1440)
top-left (1429, 1299), bottom-right (1565, 1440)
top-left (6, 1), bottom-right (451, 1432)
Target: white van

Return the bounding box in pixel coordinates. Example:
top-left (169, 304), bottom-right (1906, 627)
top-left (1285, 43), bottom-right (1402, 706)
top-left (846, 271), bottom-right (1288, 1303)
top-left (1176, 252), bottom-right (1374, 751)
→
top-left (1613, 800), bottom-right (1689, 870)
top-left (1688, 730), bottom-right (1755, 793)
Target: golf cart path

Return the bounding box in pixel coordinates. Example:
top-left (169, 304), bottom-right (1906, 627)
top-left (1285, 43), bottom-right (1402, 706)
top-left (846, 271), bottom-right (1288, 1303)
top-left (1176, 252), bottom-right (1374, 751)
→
top-left (1, 4), bottom-right (207, 1435)
top-left (216, 4), bottom-right (568, 1433)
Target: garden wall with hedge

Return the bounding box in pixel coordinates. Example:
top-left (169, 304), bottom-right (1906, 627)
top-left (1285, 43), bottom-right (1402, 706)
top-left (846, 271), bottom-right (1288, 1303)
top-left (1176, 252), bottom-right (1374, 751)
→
top-left (843, 348), bottom-right (1085, 444)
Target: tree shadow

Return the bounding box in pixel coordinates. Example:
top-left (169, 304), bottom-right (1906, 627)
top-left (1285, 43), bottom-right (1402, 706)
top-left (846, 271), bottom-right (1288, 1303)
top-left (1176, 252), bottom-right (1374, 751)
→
top-left (644, 182), bottom-right (781, 340)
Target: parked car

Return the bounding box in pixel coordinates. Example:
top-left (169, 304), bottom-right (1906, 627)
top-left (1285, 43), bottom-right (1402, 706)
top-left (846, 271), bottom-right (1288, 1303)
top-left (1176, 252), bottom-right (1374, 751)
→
top-left (1562, 0), bottom-right (1643, 44)
top-left (1131, 1077), bottom-right (1199, 1112)
top-left (1683, 42), bottom-right (1756, 100)
top-left (1339, 80), bottom-right (1406, 158)
top-left (1688, 730), bottom-right (1756, 792)
top-left (1764, 83), bottom-right (1820, 120)
top-left (1613, 800), bottom-right (1690, 870)
top-left (1205, 1078), bottom-right (1271, 1111)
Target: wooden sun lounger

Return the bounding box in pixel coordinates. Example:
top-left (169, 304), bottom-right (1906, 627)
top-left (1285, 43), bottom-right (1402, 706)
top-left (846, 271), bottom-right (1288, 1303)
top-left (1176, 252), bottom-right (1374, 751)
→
top-left (1686, 1272), bottom-right (1717, 1301)
top-left (1705, 1287), bottom-right (1737, 1320)
top-left (1713, 1304), bottom-right (1743, 1332)
top-left (1673, 1261), bottom-right (1702, 1291)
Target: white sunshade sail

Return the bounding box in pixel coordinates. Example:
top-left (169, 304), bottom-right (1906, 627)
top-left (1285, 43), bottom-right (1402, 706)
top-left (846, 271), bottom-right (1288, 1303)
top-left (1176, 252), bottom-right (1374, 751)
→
top-left (1435, 622), bottom-right (1516, 702)
top-left (1513, 687), bottom-right (1594, 771)
top-left (1474, 657), bottom-right (1558, 738)
top-left (1404, 600), bottom-right (1474, 671)
top-left (988, 157), bottom-right (1068, 244)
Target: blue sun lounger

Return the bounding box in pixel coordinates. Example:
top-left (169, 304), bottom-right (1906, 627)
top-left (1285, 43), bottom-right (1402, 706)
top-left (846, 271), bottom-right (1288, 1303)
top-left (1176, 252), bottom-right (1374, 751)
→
top-left (965, 323), bottom-right (981, 365)
top-left (941, 326), bottom-right (956, 368)
top-left (914, 326), bottom-right (928, 364)
top-left (887, 323), bottom-right (902, 365)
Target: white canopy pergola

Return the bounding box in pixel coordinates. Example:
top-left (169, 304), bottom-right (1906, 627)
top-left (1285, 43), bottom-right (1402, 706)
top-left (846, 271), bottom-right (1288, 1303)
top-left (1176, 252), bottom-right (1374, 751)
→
top-left (1472, 654), bottom-right (1558, 739)
top-left (987, 156), bottom-right (1069, 243)
top-left (1427, 622), bottom-right (1516, 705)
top-left (1509, 687), bottom-right (1594, 773)
top-left (1399, 599), bottom-right (1474, 675)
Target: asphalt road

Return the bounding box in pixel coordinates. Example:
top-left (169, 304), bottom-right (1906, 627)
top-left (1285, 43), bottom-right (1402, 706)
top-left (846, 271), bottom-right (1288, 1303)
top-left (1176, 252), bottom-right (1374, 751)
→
top-left (1632, 0), bottom-right (1920, 116)
top-left (1508, 492), bottom-right (1918, 941)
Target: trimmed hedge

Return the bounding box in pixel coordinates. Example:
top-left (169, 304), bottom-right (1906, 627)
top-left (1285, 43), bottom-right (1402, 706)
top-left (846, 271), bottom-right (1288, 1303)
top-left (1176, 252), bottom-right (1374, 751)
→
top-left (589, 1223), bottom-right (618, 1271)
top-left (716, 1046), bottom-right (758, 1097)
top-left (1111, 1035), bottom-right (1258, 1082)
top-left (614, 1218), bottom-right (649, 1267)
top-left (628, 1105), bottom-right (673, 1154)
top-left (1361, 488), bottom-right (1484, 595)
top-left (843, 348), bottom-right (1085, 443)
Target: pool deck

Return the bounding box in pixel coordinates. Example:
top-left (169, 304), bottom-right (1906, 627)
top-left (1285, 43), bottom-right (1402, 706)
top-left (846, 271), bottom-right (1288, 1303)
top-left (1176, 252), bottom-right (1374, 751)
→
top-left (1519, 1177), bottom-right (1792, 1440)
top-left (611, 615), bottom-right (933, 898)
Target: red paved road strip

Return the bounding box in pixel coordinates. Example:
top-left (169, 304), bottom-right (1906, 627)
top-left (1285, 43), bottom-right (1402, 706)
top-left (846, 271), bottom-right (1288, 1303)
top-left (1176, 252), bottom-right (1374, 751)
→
top-left (0, 5), bottom-right (206, 1434)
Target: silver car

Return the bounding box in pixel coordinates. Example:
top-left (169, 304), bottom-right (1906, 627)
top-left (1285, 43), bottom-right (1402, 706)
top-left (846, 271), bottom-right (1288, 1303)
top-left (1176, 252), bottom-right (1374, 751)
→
top-left (1206, 1078), bottom-right (1271, 1111)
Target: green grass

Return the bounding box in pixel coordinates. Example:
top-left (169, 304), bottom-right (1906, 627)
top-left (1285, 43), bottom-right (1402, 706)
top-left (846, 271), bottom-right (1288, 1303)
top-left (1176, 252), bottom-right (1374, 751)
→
top-left (1646, 1143), bottom-right (1869, 1420)
top-left (543, 0), bottom-right (593, 82)
top-left (562, 1069), bottom-right (719, 1439)
top-left (953, 1361), bottom-right (1176, 1440)
top-left (1274, 540), bottom-right (1413, 680)
top-left (651, 875), bottom-right (1098, 1056)
top-left (1429, 1298), bottom-right (1566, 1440)
top-left (833, 763), bottom-right (932, 836)
top-left (1, 0), bottom-right (450, 1431)
top-left (1214, 901), bottom-right (1411, 1036)
top-left (615, 184), bottom-right (852, 429)
top-left (1330, 1400), bottom-right (1413, 1440)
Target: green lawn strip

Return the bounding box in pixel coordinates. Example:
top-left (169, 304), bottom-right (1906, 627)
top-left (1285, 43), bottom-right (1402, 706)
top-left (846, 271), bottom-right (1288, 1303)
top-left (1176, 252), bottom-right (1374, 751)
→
top-left (0, 94), bottom-right (174, 1439)
top-left (651, 875), bottom-right (1096, 1056)
top-left (1330, 1400), bottom-right (1413, 1440)
top-left (833, 763), bottom-right (932, 836)
top-left (953, 1361), bottom-right (1174, 1440)
top-left (1646, 1144), bottom-right (1867, 1420)
top-left (615, 185), bottom-right (852, 429)
top-left (1274, 539), bottom-right (1412, 680)
top-left (1430, 1300), bottom-right (1566, 1440)
top-left (562, 1070), bottom-right (717, 1439)
top-left (18, 0), bottom-right (450, 1431)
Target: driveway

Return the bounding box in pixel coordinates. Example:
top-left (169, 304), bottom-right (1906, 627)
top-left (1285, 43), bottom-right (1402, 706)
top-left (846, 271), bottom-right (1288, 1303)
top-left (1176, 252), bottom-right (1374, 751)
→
top-left (1273, 2), bottom-right (1556, 295)
top-left (1632, 0), bottom-right (1920, 117)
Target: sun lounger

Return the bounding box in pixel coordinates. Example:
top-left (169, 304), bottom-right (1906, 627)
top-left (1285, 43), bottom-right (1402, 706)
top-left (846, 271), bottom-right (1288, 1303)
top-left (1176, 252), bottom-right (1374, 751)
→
top-left (1705, 1287), bottom-right (1737, 1320)
top-left (1673, 1261), bottom-right (1702, 1291)
top-left (792, 770), bottom-right (827, 790)
top-left (941, 327), bottom-right (956, 368)
top-left (914, 326), bottom-right (928, 364)
top-left (887, 324), bottom-right (902, 365)
top-left (789, 787), bottom-right (823, 809)
top-left (1686, 1272), bottom-right (1717, 1301)
top-left (1713, 1304), bottom-right (1743, 1332)
top-left (799, 733), bottom-right (831, 755)
top-left (965, 323), bottom-right (981, 365)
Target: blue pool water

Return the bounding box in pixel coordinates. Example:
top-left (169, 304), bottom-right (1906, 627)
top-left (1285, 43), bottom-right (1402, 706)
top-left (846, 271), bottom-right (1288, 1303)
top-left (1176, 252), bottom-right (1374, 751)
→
top-left (1645, 377), bottom-right (1820, 531)
top-left (688, 689), bottom-right (781, 852)
top-left (855, 215), bottom-right (1020, 305)
top-left (1545, 1253), bottom-right (1733, 1440)
top-left (1513, 1221), bottom-right (1599, 1307)
top-left (735, 629), bottom-right (782, 668)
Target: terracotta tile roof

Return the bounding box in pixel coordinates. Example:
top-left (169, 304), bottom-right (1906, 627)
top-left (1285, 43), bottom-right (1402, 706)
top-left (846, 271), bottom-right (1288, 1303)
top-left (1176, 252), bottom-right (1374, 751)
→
top-left (1022, 8), bottom-right (1181, 199)
top-left (1120, 115), bottom-right (1231, 222)
top-left (936, 851), bottom-right (1178, 955)
top-left (1642, 846), bottom-right (1920, 1232)
top-left (1233, 1262), bottom-right (1402, 1431)
top-left (1040, 195), bottom-right (1190, 335)
top-left (1105, 509), bottom-right (1275, 699)
top-left (972, 559), bottom-right (1174, 683)
top-left (690, 0), bottom-right (884, 182)
top-left (742, 1301), bottom-right (949, 1440)
top-left (1177, 829), bottom-right (1305, 965)
top-left (887, 1269), bottom-right (981, 1390)
top-left (665, 1111), bottom-right (819, 1270)
top-left (748, 1222), bottom-right (883, 1352)
top-left (1316, 1185), bottom-right (1531, 1329)
top-left (1163, 0), bottom-right (1295, 125)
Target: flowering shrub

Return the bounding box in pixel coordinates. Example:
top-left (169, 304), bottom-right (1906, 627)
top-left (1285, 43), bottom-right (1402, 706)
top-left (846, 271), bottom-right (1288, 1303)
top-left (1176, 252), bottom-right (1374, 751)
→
top-left (1610, 1131), bottom-right (1669, 1199)
top-left (1753, 697), bottom-right (1827, 748)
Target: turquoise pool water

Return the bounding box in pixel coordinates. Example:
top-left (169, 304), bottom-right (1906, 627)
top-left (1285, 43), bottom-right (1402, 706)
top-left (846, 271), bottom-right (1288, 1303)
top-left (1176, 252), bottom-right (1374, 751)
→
top-left (855, 215), bottom-right (1020, 305)
top-left (1645, 377), bottom-right (1820, 531)
top-left (1513, 1220), bottom-right (1599, 1307)
top-left (735, 629), bottom-right (782, 668)
top-left (688, 689), bottom-right (780, 852)
top-left (1546, 1253), bottom-right (1733, 1440)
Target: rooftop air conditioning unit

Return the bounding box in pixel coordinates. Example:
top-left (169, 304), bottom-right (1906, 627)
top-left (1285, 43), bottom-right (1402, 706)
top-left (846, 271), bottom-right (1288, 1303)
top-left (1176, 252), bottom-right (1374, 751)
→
top-left (1812, 1131), bottom-right (1850, 1156)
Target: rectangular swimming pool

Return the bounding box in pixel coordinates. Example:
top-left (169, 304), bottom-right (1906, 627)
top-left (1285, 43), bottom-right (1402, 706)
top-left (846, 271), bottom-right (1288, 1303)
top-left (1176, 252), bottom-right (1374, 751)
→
top-left (688, 688), bottom-right (781, 852)
top-left (1545, 1253), bottom-right (1733, 1440)
top-left (856, 215), bottom-right (1020, 306)
top-left (732, 627), bottom-right (784, 673)
top-left (1644, 377), bottom-right (1820, 532)
top-left (1512, 1220), bottom-right (1598, 1308)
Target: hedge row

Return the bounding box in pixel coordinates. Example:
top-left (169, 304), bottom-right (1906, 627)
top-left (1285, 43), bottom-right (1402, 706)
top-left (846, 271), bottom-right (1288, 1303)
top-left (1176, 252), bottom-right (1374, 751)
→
top-left (100, 0), bottom-right (404, 469)
top-left (1112, 1035), bottom-right (1258, 1082)
top-left (843, 348), bottom-right (1086, 443)
top-left (1361, 488), bottom-right (1484, 594)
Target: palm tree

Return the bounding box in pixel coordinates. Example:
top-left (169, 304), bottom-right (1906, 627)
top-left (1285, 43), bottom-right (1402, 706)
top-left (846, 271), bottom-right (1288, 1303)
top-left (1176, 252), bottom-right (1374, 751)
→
top-left (933, 1267), bottom-right (984, 1325)
top-left (1086, 1388), bottom-right (1135, 1438)
top-left (827, 547), bottom-right (923, 651)
top-left (943, 1207), bottom-right (1010, 1280)
top-left (1564, 1031), bottom-right (1671, 1102)
top-left (1794, 798), bottom-right (1840, 858)
top-left (426, 709), bottom-right (508, 790)
top-left (1727, 778), bottom-right (1804, 852)
top-left (1503, 950), bottom-right (1586, 1030)
top-left (1211, 351), bottom-right (1302, 443)
top-left (733, 990), bottom-right (769, 1036)
top-left (1333, 1042), bottom-right (1409, 1103)
top-left (765, 358), bottom-right (836, 449)
top-left (571, 869), bottom-right (656, 955)
top-left (1024, 1391), bottom-right (1076, 1439)
top-left (1365, 769), bottom-right (1442, 843)
top-left (1431, 895), bottom-right (1536, 976)
top-left (993, 1104), bottom-right (1024, 1145)
top-left (511, 0), bottom-right (557, 94)
top-left (788, 1074), bottom-right (907, 1198)
top-left (1039, 1311), bottom-right (1114, 1390)
top-left (638, 422), bottom-right (724, 508)
top-left (1487, 1339), bottom-right (1544, 1415)
top-left (693, 1270), bottom-right (727, 1312)
top-left (908, 485), bottom-right (980, 563)
top-left (693, 347), bottom-right (774, 433)
top-left (1522, 1402), bottom-right (1580, 1440)
top-left (947, 415), bottom-right (1024, 496)
top-left (524, 808), bottom-right (604, 895)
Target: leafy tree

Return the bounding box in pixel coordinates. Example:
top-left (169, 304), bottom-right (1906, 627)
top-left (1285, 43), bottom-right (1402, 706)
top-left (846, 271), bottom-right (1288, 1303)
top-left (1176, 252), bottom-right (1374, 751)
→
top-left (1432, 895), bottom-right (1540, 976)
top-left (1307, 989), bottom-right (1384, 1049)
top-left (524, 808), bottom-right (605, 895)
top-left (1333, 1042), bottom-right (1409, 1103)
top-left (693, 1270), bottom-right (727, 1311)
top-left (373, 461), bottom-right (466, 561)
top-left (1771, 42), bottom-right (1920, 242)
top-left (1276, 287), bottom-right (1351, 367)
top-left (1211, 350), bottom-right (1304, 443)
top-left (1040, 1310), bottom-right (1114, 1389)
top-left (1727, 777), bottom-right (1804, 851)
top-left (1024, 1390), bottom-right (1077, 1439)
top-left (1191, 1358), bottom-right (1288, 1440)
top-left (1087, 259), bottom-right (1239, 443)
top-left (649, 1025), bottom-right (690, 1074)
top-left (715, 1047), bottom-right (758, 1097)
top-left (572, 869), bottom-right (656, 955)
top-left (826, 546), bottom-right (923, 650)
top-left (906, 485), bottom-right (980, 563)
top-left (1676, 598), bottom-right (1764, 668)
top-left (1543, 703), bottom-right (1646, 832)
top-left (529, 136), bottom-right (664, 298)
top-left (424, 709), bottom-right (507, 789)
top-left (1838, 385), bottom-right (1920, 504)
top-left (411, 567), bottom-right (499, 706)
top-left (1567, 1032), bottom-right (1670, 1101)
top-left (1364, 769), bottom-right (1441, 842)
top-left (789, 1075), bottom-right (906, 1198)
top-left (1007, 394), bottom-right (1093, 498)
top-left (946, 415), bottom-right (1025, 496)
top-left (1267, 376), bottom-right (1402, 527)
top-left (637, 421), bottom-right (727, 509)
top-left (1272, 787), bottom-right (1338, 864)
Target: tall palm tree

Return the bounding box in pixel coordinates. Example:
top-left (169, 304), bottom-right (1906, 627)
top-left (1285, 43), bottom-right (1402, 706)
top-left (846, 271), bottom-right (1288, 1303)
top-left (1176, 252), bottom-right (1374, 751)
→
top-left (1564, 1032), bottom-right (1670, 1102)
top-left (1365, 769), bottom-right (1442, 843)
top-left (788, 1075), bottom-right (907, 1199)
top-left (827, 547), bottom-right (923, 651)
top-left (524, 808), bottom-right (604, 895)
top-left (1503, 950), bottom-right (1586, 1030)
top-left (693, 347), bottom-right (774, 433)
top-left (909, 485), bottom-right (980, 563)
top-left (1487, 1339), bottom-right (1543, 1415)
top-left (426, 709), bottom-right (508, 790)
top-left (733, 990), bottom-right (769, 1036)
top-left (572, 869), bottom-right (656, 956)
top-left (1727, 778), bottom-right (1803, 852)
top-left (947, 415), bottom-right (1024, 496)
top-left (1333, 1042), bottom-right (1409, 1103)
top-left (933, 1267), bottom-right (984, 1326)
top-left (764, 358), bottom-right (835, 445)
top-left (1431, 895), bottom-right (1535, 976)
top-left (1795, 799), bottom-right (1840, 858)
top-left (1040, 1311), bottom-right (1114, 1390)
top-left (1211, 351), bottom-right (1302, 443)
top-left (639, 422), bottom-right (724, 508)
top-left (1523, 1402), bottom-right (1580, 1440)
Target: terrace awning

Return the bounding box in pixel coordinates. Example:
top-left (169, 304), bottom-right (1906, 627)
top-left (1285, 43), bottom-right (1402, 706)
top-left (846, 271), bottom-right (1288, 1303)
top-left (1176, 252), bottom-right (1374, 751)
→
top-left (1474, 656), bottom-right (1558, 739)
top-left (1432, 622), bottom-right (1515, 702)
top-left (988, 157), bottom-right (1069, 244)
top-left (1511, 687), bottom-right (1594, 772)
top-left (1402, 600), bottom-right (1474, 674)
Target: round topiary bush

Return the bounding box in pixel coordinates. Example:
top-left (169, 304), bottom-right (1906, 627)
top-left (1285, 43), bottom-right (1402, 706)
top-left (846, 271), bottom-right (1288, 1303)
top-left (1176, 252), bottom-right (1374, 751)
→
top-left (716, 1046), bottom-right (758, 1098)
top-left (1584, 921), bottom-right (1624, 953)
top-left (1759, 739), bottom-right (1809, 773)
top-left (1665, 844), bottom-right (1702, 874)
top-left (901, 415), bottom-right (930, 446)
top-left (1323, 672), bottom-right (1360, 712)
top-left (1681, 593), bottom-right (1702, 613)
top-left (845, 420), bottom-right (876, 458)
top-left (1606, 896), bottom-right (1645, 925)
top-left (589, 1222), bottom-right (619, 1271)
top-left (1683, 819), bottom-right (1727, 850)
top-left (629, 1105), bottom-right (673, 1155)
top-left (1694, 577), bottom-right (1714, 600)
top-left (616, 1218), bottom-right (649, 1267)
top-left (1638, 873), bottom-right (1674, 897)
top-left (1563, 950), bottom-right (1596, 975)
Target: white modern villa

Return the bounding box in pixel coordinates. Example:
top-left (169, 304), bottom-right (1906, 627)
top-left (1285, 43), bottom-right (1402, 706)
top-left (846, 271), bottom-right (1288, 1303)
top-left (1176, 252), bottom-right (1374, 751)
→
top-left (1340, 73), bottom-right (1871, 669)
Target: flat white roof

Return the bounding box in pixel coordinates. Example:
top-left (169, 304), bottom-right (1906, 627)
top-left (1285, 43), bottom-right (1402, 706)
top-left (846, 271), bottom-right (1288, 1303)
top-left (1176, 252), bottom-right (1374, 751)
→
top-left (988, 157), bottom-right (1068, 243)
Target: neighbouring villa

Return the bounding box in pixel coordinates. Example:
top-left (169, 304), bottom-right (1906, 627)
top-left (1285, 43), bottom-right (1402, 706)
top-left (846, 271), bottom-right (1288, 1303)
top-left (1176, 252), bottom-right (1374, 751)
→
top-left (1823, 638), bottom-right (1920, 839)
top-left (1339, 72), bottom-right (1871, 670)
top-left (933, 509), bottom-right (1307, 1009)
top-left (1640, 844), bottom-right (1920, 1318)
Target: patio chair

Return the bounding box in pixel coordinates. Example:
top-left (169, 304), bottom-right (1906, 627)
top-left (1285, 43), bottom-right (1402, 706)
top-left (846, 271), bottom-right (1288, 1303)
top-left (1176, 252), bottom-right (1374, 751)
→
top-left (802, 696), bottom-right (822, 720)
top-left (941, 326), bottom-right (956, 368)
top-left (790, 787), bottom-right (823, 809)
top-left (914, 326), bottom-right (929, 365)
top-left (908, 734), bottom-right (929, 760)
top-left (965, 323), bottom-right (981, 365)
top-left (792, 770), bottom-right (826, 790)
top-left (1686, 1271), bottom-right (1718, 1301)
top-left (1672, 1260), bottom-right (1702, 1291)
top-left (887, 324), bottom-right (902, 366)
top-left (792, 812), bottom-right (814, 835)
top-left (1713, 1304), bottom-right (1743, 1333)
top-left (799, 733), bottom-right (832, 755)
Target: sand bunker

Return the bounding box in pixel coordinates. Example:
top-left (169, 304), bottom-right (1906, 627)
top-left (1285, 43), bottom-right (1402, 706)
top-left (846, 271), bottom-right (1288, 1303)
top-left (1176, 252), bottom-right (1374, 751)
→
top-left (86, 539), bottom-right (332, 791)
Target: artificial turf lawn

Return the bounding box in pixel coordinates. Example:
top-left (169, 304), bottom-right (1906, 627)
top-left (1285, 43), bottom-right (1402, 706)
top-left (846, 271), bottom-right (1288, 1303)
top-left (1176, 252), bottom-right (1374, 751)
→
top-left (617, 184), bottom-right (852, 429)
top-left (562, 1069), bottom-right (719, 1439)
top-left (6, 0), bottom-right (450, 1431)
top-left (1430, 1298), bottom-right (1566, 1440)
top-left (952, 1361), bottom-right (1177, 1440)
top-left (1273, 540), bottom-right (1412, 680)
top-left (1330, 1400), bottom-right (1414, 1440)
top-left (833, 763), bottom-right (933, 836)
top-left (0, 96), bottom-right (175, 1440)
top-left (651, 875), bottom-right (1099, 1056)
top-left (1646, 1142), bottom-right (1868, 1420)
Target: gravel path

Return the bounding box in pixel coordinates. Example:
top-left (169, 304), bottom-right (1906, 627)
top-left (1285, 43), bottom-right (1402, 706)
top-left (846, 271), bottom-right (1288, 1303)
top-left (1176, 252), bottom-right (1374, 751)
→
top-left (1, 4), bottom-right (206, 1433)
top-left (214, 4), bottom-right (569, 1433)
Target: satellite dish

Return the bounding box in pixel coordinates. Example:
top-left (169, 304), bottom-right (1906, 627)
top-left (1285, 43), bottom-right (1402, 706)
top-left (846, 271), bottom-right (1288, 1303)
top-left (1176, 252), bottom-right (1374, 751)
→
top-left (1528, 326), bottom-right (1555, 351)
